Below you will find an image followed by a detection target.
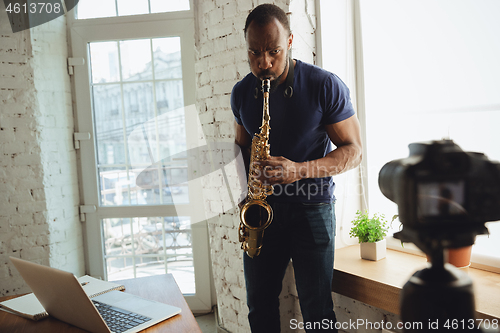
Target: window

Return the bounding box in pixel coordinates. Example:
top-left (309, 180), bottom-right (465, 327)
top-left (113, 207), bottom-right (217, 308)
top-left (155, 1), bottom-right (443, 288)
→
top-left (70, 0), bottom-right (212, 311)
top-left (103, 216), bottom-right (194, 292)
top-left (76, 0), bottom-right (190, 19)
top-left (320, 0), bottom-right (500, 267)
top-left (89, 37), bottom-right (187, 207)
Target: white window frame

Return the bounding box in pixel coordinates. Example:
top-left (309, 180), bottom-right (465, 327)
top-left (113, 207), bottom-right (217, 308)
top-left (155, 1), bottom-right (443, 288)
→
top-left (67, 3), bottom-right (213, 311)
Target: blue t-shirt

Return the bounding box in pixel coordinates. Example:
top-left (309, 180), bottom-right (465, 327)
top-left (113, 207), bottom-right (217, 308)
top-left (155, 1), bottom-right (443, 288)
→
top-left (231, 60), bottom-right (355, 203)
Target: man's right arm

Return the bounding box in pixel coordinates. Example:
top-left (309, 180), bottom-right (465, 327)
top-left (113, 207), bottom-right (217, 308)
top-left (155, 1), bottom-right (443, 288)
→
top-left (235, 121), bottom-right (252, 207)
top-left (235, 121), bottom-right (252, 173)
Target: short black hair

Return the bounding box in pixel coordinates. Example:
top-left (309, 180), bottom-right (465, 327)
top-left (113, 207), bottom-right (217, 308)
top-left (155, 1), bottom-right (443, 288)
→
top-left (244, 4), bottom-right (291, 38)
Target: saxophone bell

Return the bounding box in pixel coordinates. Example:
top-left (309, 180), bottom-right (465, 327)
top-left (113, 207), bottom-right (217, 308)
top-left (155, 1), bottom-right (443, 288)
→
top-left (239, 199), bottom-right (273, 258)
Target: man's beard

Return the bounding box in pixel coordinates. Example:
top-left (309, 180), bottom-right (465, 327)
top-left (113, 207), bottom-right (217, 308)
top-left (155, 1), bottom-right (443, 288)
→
top-left (269, 58), bottom-right (288, 93)
top-left (250, 52), bottom-right (290, 93)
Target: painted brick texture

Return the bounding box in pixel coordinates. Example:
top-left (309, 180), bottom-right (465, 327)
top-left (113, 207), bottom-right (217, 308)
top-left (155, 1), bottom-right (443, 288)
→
top-left (0, 11), bottom-right (84, 296)
top-left (30, 17), bottom-right (84, 274)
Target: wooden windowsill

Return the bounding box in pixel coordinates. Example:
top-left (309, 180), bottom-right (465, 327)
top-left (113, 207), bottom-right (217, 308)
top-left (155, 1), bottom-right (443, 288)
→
top-left (333, 245), bottom-right (500, 320)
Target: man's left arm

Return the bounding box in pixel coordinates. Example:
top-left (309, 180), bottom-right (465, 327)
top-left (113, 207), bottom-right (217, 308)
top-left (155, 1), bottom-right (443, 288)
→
top-left (262, 115), bottom-right (363, 185)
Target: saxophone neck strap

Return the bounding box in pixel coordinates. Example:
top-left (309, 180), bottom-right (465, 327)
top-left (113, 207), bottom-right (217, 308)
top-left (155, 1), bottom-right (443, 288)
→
top-left (254, 58), bottom-right (294, 99)
top-left (283, 57), bottom-right (294, 98)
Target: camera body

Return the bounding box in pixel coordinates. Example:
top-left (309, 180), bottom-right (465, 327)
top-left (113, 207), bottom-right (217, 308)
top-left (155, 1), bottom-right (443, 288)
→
top-left (379, 140), bottom-right (500, 249)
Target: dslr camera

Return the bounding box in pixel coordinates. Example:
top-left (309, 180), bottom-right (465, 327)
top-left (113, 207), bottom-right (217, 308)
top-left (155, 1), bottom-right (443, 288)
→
top-left (379, 139), bottom-right (500, 252)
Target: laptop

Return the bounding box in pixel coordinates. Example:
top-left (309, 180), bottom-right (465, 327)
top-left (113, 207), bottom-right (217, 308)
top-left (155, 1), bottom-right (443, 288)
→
top-left (10, 257), bottom-right (181, 333)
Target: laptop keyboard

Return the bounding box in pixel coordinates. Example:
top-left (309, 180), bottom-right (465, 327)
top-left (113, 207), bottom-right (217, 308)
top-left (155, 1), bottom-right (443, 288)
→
top-left (92, 300), bottom-right (152, 333)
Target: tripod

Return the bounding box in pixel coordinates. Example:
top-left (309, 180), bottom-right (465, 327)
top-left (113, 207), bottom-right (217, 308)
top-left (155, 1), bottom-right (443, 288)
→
top-left (399, 247), bottom-right (498, 333)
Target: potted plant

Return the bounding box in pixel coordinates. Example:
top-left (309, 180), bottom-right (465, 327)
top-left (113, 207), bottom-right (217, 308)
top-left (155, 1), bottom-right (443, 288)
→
top-left (349, 210), bottom-right (389, 261)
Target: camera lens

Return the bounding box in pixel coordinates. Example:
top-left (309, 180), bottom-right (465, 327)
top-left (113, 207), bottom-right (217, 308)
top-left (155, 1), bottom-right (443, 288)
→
top-left (379, 160), bottom-right (402, 203)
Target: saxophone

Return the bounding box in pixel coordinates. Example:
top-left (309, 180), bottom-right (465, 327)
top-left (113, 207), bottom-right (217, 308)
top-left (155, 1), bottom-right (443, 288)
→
top-left (238, 78), bottom-right (274, 258)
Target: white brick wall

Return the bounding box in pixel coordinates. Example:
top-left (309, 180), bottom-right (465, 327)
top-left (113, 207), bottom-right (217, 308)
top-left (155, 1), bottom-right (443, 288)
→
top-left (0, 21), bottom-right (45, 295)
top-left (289, 0), bottom-right (317, 65)
top-left (333, 294), bottom-right (403, 333)
top-left (0, 8), bottom-right (84, 296)
top-left (30, 17), bottom-right (84, 273)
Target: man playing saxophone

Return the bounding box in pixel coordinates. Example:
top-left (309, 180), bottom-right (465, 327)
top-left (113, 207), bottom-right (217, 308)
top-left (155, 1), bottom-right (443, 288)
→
top-left (231, 4), bottom-right (362, 333)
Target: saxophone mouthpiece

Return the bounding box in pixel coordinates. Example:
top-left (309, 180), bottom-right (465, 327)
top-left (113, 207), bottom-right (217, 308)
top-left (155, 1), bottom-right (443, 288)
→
top-left (262, 78), bottom-right (271, 93)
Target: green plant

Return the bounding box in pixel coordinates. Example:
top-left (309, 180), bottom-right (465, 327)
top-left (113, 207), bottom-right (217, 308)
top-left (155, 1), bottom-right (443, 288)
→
top-left (349, 210), bottom-right (388, 243)
top-left (390, 214), bottom-right (405, 247)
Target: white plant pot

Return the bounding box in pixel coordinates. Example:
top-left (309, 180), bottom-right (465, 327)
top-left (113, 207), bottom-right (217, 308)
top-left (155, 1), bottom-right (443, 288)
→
top-left (360, 239), bottom-right (386, 261)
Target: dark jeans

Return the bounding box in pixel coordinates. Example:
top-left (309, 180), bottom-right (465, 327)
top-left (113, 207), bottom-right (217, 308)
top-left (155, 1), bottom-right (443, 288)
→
top-left (244, 201), bottom-right (338, 333)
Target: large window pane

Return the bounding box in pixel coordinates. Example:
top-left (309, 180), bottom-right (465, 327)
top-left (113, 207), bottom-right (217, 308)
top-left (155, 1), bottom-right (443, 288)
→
top-left (89, 42), bottom-right (120, 84)
top-left (120, 40), bottom-right (153, 81)
top-left (103, 216), bottom-right (194, 294)
top-left (150, 0), bottom-right (190, 14)
top-left (357, 1), bottom-right (500, 258)
top-left (77, 0), bottom-right (117, 19)
top-left (77, 0), bottom-right (191, 19)
top-left (99, 167), bottom-right (151, 205)
top-left (117, 0), bottom-right (149, 16)
top-left (153, 38), bottom-right (183, 80)
top-left (89, 37), bottom-right (188, 207)
top-left (123, 82), bottom-right (155, 129)
top-left (156, 81), bottom-right (184, 113)
top-left (93, 84), bottom-right (126, 165)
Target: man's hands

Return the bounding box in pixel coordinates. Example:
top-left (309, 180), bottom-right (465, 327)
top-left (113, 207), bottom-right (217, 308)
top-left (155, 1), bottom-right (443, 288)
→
top-left (254, 156), bottom-right (303, 185)
top-left (236, 115), bottom-right (363, 188)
